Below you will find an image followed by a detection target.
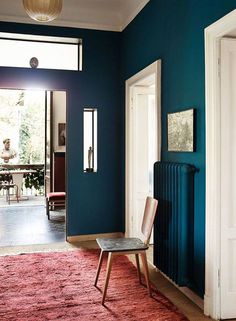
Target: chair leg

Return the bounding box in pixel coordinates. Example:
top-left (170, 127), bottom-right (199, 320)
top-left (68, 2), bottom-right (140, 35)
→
top-left (94, 250), bottom-right (105, 287)
top-left (46, 198), bottom-right (50, 220)
top-left (102, 252), bottom-right (113, 305)
top-left (6, 188), bottom-right (10, 205)
top-left (15, 186), bottom-right (19, 203)
top-left (140, 252), bottom-right (151, 297)
top-left (135, 253), bottom-right (142, 284)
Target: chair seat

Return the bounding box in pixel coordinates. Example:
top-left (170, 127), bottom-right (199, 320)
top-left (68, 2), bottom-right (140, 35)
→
top-left (47, 192), bottom-right (66, 201)
top-left (1, 182), bottom-right (16, 188)
top-left (46, 192), bottom-right (66, 220)
top-left (96, 237), bottom-right (148, 252)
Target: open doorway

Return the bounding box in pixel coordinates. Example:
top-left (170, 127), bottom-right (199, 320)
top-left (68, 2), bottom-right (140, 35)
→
top-left (0, 88), bottom-right (67, 246)
top-left (125, 60), bottom-right (161, 252)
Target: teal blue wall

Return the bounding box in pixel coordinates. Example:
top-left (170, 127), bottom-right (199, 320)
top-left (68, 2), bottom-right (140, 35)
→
top-left (0, 22), bottom-right (124, 236)
top-left (121, 0), bottom-right (236, 297)
top-left (1, 0), bottom-right (236, 299)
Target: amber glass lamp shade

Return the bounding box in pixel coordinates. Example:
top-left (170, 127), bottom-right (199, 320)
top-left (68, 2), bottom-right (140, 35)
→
top-left (23, 0), bottom-right (62, 22)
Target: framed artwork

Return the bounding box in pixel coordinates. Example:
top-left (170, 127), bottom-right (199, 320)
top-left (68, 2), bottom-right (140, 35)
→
top-left (58, 123), bottom-right (66, 146)
top-left (167, 108), bottom-right (195, 152)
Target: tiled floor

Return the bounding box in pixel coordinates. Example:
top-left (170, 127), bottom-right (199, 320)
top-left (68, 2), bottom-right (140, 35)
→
top-left (0, 199), bottom-right (65, 246)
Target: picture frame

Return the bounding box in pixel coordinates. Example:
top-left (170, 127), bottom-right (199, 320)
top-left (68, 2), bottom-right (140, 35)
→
top-left (167, 108), bottom-right (195, 152)
top-left (58, 123), bottom-right (66, 146)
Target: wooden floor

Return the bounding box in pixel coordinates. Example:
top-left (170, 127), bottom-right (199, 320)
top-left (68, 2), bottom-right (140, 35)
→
top-left (0, 240), bottom-right (214, 321)
top-left (148, 264), bottom-right (210, 321)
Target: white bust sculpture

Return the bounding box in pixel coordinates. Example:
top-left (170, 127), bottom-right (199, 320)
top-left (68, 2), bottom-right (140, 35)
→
top-left (0, 138), bottom-right (17, 163)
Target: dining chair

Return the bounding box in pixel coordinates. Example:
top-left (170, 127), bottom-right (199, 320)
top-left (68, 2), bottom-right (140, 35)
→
top-left (0, 173), bottom-right (19, 205)
top-left (94, 196), bottom-right (158, 305)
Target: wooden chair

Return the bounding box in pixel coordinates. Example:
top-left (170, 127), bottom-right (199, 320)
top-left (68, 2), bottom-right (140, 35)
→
top-left (94, 196), bottom-right (158, 305)
top-left (46, 192), bottom-right (66, 220)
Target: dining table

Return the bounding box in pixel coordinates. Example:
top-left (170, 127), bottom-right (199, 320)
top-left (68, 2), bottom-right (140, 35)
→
top-left (0, 169), bottom-right (36, 200)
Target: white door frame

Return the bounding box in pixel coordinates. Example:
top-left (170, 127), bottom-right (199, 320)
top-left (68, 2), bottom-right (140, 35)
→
top-left (205, 9), bottom-right (236, 320)
top-left (125, 60), bottom-right (161, 237)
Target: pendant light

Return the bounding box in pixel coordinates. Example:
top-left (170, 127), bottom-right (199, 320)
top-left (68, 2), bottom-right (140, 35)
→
top-left (23, 0), bottom-right (63, 22)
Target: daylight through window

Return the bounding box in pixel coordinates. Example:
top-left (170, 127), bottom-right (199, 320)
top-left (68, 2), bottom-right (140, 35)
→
top-left (0, 33), bottom-right (82, 71)
top-left (0, 89), bottom-right (45, 165)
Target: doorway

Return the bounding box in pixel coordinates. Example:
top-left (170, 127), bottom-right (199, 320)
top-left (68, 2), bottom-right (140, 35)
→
top-left (0, 88), bottom-right (67, 246)
top-left (205, 9), bottom-right (236, 320)
top-left (125, 60), bottom-right (161, 244)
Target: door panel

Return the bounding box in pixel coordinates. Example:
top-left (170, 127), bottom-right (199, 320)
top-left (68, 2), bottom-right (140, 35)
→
top-left (131, 87), bottom-right (156, 241)
top-left (133, 89), bottom-right (149, 239)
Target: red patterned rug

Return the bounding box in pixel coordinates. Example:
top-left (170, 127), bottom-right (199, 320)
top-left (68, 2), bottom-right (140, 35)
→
top-left (0, 249), bottom-right (189, 321)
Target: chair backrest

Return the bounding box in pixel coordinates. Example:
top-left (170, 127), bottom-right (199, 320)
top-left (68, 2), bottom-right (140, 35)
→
top-left (141, 196), bottom-right (158, 245)
top-left (0, 171), bottom-right (11, 184)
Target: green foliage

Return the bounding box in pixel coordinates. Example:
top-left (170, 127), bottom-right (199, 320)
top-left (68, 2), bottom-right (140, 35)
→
top-left (19, 122), bottom-right (30, 164)
top-left (19, 93), bottom-right (45, 164)
top-left (24, 169), bottom-right (44, 193)
top-left (0, 89), bottom-right (45, 165)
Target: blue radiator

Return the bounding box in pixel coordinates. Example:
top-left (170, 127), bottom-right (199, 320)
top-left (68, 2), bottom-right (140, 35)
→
top-left (153, 161), bottom-right (196, 286)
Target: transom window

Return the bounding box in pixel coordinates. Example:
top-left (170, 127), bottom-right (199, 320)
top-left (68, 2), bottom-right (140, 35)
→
top-left (0, 32), bottom-right (82, 71)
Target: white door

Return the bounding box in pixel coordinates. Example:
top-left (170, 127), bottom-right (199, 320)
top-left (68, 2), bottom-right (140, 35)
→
top-left (131, 86), bottom-right (156, 240)
top-left (220, 37), bottom-right (236, 319)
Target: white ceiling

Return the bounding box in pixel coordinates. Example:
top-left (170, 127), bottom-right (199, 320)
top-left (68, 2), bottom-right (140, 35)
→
top-left (0, 0), bottom-right (150, 32)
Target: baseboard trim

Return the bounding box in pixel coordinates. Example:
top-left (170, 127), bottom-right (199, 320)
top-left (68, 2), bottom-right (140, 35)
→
top-left (203, 294), bottom-right (211, 317)
top-left (67, 232), bottom-right (124, 243)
